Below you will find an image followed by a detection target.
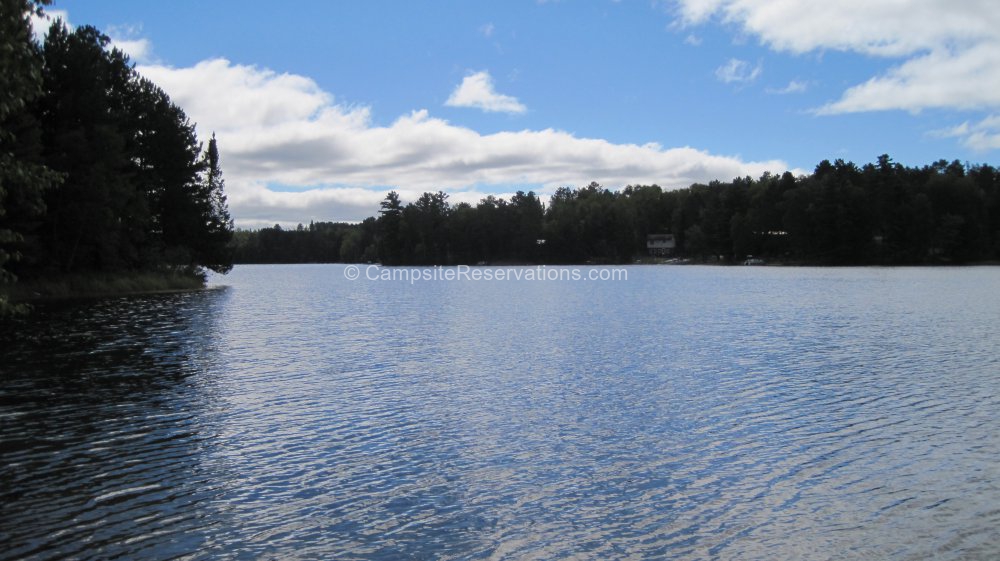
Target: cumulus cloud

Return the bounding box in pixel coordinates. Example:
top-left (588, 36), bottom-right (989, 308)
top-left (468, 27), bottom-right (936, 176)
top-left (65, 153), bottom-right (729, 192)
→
top-left (445, 71), bottom-right (527, 114)
top-left (138, 59), bottom-right (791, 226)
top-left (817, 43), bottom-right (1000, 114)
top-left (672, 0), bottom-right (999, 57)
top-left (672, 0), bottom-right (1000, 113)
top-left (715, 58), bottom-right (761, 84)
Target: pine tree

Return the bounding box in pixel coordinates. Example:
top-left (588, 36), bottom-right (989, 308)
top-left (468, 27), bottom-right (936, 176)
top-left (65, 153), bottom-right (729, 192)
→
top-left (377, 191), bottom-right (403, 264)
top-left (197, 133), bottom-right (234, 273)
top-left (37, 22), bottom-right (148, 272)
top-left (0, 0), bottom-right (62, 313)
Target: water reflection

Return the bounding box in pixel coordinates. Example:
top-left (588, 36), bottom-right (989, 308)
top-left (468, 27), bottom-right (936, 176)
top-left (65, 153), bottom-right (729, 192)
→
top-left (2, 265), bottom-right (999, 560)
top-left (0, 289), bottom-right (231, 560)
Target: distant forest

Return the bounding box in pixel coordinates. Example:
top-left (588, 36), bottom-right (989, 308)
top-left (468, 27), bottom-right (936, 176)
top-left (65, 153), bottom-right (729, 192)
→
top-left (233, 155), bottom-right (1000, 266)
top-left (1, 1), bottom-right (233, 312)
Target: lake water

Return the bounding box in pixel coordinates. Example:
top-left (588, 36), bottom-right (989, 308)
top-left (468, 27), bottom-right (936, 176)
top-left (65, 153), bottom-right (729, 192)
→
top-left (2, 264), bottom-right (999, 560)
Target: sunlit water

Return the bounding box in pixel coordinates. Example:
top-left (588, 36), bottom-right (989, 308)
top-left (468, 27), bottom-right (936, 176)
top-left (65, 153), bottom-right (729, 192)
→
top-left (2, 264), bottom-right (999, 560)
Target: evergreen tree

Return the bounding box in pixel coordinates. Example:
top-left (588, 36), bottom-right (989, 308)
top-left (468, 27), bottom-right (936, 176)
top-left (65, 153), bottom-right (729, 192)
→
top-left (0, 0), bottom-right (62, 313)
top-left (37, 22), bottom-right (144, 272)
top-left (0, 3), bottom-right (233, 311)
top-left (194, 134), bottom-right (234, 272)
top-left (376, 191), bottom-right (402, 264)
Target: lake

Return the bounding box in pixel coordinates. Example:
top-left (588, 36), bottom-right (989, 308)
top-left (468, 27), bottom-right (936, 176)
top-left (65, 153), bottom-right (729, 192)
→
top-left (2, 264), bottom-right (998, 560)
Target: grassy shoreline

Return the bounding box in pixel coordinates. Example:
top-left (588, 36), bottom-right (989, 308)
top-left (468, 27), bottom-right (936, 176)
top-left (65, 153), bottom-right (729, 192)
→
top-left (3, 269), bottom-right (207, 303)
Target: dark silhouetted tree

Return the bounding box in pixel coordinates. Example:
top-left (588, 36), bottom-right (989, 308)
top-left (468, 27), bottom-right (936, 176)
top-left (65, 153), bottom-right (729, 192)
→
top-left (1, 0), bottom-right (62, 313)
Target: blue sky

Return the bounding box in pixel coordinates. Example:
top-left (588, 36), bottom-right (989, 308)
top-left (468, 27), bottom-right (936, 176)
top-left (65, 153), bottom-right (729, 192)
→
top-left (44, 1), bottom-right (1000, 226)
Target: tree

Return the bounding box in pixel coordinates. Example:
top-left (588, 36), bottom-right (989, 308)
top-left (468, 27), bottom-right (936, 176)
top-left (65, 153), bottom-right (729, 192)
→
top-left (0, 0), bottom-right (62, 313)
top-left (543, 186), bottom-right (583, 262)
top-left (376, 191), bottom-right (403, 264)
top-left (37, 22), bottom-right (144, 272)
top-left (0, 3), bottom-right (234, 311)
top-left (194, 134), bottom-right (234, 272)
top-left (446, 202), bottom-right (479, 264)
top-left (475, 195), bottom-right (510, 262)
top-left (408, 191), bottom-right (450, 264)
top-left (35, 21), bottom-right (234, 276)
top-left (509, 190), bottom-right (544, 261)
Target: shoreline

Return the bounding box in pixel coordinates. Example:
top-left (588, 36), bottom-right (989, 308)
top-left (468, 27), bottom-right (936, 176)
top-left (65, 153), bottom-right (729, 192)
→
top-left (3, 270), bottom-right (208, 304)
top-left (231, 259), bottom-right (1000, 268)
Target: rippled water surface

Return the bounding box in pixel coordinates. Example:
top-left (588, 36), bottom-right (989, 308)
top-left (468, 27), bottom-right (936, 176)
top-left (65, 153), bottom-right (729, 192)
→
top-left (2, 264), bottom-right (999, 560)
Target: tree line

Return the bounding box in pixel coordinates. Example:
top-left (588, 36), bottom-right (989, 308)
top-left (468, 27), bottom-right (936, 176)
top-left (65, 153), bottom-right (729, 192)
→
top-left (232, 155), bottom-right (1000, 266)
top-left (1, 1), bottom-right (233, 312)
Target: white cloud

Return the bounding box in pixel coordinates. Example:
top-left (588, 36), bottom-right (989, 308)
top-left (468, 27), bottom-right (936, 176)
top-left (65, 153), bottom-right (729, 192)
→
top-left (112, 38), bottom-right (153, 62)
top-left (673, 0), bottom-right (1000, 114)
top-left (715, 58), bottom-right (761, 84)
top-left (817, 43), bottom-right (1000, 114)
top-left (479, 23), bottom-right (495, 38)
top-left (931, 114), bottom-right (1000, 152)
top-left (445, 71), bottom-right (527, 114)
top-left (673, 0), bottom-right (998, 57)
top-left (139, 59), bottom-right (793, 226)
top-left (671, 0), bottom-right (725, 26)
top-left (766, 79), bottom-right (807, 95)
top-left (106, 24), bottom-right (154, 63)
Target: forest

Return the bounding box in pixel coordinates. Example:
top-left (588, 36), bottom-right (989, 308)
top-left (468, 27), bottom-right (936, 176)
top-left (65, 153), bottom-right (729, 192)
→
top-left (1, 1), bottom-right (233, 313)
top-left (232, 155), bottom-right (1000, 267)
top-left (6, 3), bottom-right (1000, 318)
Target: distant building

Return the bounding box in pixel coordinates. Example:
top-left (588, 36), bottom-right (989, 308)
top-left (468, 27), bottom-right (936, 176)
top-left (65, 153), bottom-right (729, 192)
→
top-left (646, 234), bottom-right (676, 256)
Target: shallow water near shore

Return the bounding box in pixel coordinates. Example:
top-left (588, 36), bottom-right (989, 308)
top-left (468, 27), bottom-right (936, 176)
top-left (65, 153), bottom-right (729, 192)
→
top-left (2, 264), bottom-right (998, 560)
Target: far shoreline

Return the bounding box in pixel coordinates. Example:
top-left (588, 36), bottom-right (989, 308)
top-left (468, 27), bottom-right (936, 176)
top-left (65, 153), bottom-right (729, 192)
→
top-left (227, 259), bottom-right (1000, 268)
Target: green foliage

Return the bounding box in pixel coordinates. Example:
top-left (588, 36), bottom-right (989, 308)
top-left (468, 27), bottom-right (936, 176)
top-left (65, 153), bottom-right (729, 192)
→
top-left (230, 221), bottom-right (376, 264)
top-left (231, 155), bottom-right (1000, 267)
top-left (1, 4), bottom-right (233, 311)
top-left (1, 0), bottom-right (62, 314)
top-left (376, 191), bottom-right (403, 264)
top-left (190, 134), bottom-right (234, 272)
top-left (38, 22), bottom-right (143, 272)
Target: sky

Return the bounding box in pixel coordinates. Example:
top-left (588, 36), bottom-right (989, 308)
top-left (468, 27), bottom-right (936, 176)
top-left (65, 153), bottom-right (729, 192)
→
top-left (38, 0), bottom-right (1000, 227)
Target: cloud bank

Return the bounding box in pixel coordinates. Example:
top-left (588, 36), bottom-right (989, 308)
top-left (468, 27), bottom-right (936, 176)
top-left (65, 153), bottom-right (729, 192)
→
top-left (139, 59), bottom-right (791, 226)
